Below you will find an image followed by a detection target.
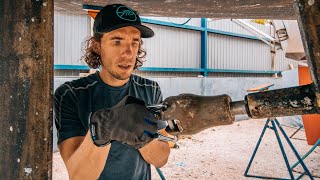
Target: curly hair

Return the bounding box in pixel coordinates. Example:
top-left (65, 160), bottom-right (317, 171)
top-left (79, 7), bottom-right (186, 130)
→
top-left (82, 33), bottom-right (147, 69)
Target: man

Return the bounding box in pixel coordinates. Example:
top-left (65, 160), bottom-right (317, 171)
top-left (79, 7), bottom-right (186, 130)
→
top-left (54, 4), bottom-right (170, 180)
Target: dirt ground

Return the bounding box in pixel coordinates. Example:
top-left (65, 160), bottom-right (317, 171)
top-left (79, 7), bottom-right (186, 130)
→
top-left (53, 118), bottom-right (320, 180)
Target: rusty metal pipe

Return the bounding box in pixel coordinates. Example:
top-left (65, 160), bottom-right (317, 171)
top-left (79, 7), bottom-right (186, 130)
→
top-left (163, 94), bottom-right (235, 135)
top-left (245, 84), bottom-right (317, 118)
top-left (163, 84), bottom-right (318, 135)
top-left (230, 101), bottom-right (247, 115)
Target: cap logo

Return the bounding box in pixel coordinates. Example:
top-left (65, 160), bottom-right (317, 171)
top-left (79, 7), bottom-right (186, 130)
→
top-left (116, 6), bottom-right (137, 21)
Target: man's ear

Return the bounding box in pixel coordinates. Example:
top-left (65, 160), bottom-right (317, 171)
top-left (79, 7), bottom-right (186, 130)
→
top-left (92, 40), bottom-right (101, 55)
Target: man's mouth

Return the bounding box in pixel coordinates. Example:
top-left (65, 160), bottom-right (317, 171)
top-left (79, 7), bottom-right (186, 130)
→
top-left (118, 64), bottom-right (132, 70)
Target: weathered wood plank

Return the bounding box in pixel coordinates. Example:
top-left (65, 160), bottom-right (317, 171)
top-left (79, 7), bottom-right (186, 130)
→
top-left (294, 0), bottom-right (320, 110)
top-left (55, 0), bottom-right (297, 19)
top-left (0, 0), bottom-right (53, 179)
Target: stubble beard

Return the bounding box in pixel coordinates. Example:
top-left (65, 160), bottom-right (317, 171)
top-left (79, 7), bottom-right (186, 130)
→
top-left (108, 67), bottom-right (132, 81)
top-left (101, 57), bottom-right (136, 81)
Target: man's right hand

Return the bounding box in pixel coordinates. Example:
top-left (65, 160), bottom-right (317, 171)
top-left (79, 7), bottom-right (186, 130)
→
top-left (89, 96), bottom-right (159, 148)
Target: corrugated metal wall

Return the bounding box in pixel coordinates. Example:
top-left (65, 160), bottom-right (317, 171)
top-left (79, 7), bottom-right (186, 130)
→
top-left (134, 71), bottom-right (200, 77)
top-left (54, 12), bottom-right (300, 77)
top-left (206, 19), bottom-right (299, 73)
top-left (274, 41), bottom-right (300, 71)
top-left (208, 34), bottom-right (271, 70)
top-left (54, 11), bottom-right (91, 65)
top-left (142, 23), bottom-right (201, 68)
top-left (54, 70), bottom-right (88, 77)
top-left (207, 72), bottom-right (272, 77)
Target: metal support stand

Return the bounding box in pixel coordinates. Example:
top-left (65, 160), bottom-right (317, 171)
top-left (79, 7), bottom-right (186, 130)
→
top-left (291, 138), bottom-right (320, 178)
top-left (289, 126), bottom-right (305, 141)
top-left (155, 167), bottom-right (166, 180)
top-left (244, 118), bottom-right (314, 180)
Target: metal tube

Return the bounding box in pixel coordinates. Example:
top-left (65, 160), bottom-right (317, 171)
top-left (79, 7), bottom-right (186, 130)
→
top-left (163, 94), bottom-right (234, 135)
top-left (271, 120), bottom-right (295, 180)
top-left (275, 120), bottom-right (314, 179)
top-left (291, 138), bottom-right (320, 169)
top-left (230, 100), bottom-right (247, 115)
top-left (0, 0), bottom-right (53, 179)
top-left (244, 119), bottom-right (270, 177)
top-left (245, 84), bottom-right (317, 119)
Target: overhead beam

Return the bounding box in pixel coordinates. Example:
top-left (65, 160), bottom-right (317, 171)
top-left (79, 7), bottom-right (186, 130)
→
top-left (55, 0), bottom-right (297, 19)
top-left (0, 0), bottom-right (53, 179)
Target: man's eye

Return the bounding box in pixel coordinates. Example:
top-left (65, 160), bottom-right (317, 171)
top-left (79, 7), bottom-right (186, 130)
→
top-left (114, 41), bottom-right (121, 45)
top-left (132, 42), bottom-right (139, 47)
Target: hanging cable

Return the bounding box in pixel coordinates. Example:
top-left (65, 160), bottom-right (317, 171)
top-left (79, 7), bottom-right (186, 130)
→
top-left (167, 17), bottom-right (191, 25)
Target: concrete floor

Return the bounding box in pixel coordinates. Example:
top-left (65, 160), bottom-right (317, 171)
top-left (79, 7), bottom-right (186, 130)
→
top-left (53, 118), bottom-right (320, 180)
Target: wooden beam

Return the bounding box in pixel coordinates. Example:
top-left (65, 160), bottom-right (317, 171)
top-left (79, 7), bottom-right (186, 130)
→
top-left (0, 0), bottom-right (53, 179)
top-left (55, 0), bottom-right (297, 19)
top-left (293, 0), bottom-right (320, 110)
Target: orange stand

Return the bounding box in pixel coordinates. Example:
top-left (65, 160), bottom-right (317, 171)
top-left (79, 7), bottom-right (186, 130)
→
top-left (298, 66), bottom-right (320, 145)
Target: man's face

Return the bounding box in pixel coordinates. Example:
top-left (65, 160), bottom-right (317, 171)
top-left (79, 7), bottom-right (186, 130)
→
top-left (98, 26), bottom-right (141, 81)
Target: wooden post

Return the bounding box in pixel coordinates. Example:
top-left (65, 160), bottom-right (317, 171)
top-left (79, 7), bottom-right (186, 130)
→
top-left (0, 0), bottom-right (53, 179)
top-left (293, 0), bottom-right (320, 110)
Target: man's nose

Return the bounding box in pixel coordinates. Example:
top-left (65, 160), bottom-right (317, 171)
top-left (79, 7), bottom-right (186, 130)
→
top-left (122, 42), bottom-right (134, 59)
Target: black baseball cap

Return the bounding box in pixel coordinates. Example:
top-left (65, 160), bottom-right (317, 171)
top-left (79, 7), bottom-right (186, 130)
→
top-left (93, 4), bottom-right (154, 38)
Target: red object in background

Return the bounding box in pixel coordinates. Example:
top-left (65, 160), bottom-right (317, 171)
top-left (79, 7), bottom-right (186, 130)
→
top-left (298, 66), bottom-right (320, 145)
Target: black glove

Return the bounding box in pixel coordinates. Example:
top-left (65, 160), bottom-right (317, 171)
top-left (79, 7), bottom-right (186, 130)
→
top-left (89, 96), bottom-right (159, 148)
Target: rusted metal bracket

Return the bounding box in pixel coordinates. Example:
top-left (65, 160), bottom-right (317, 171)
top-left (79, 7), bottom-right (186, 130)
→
top-left (293, 0), bottom-right (320, 109)
top-left (0, 0), bottom-right (53, 179)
